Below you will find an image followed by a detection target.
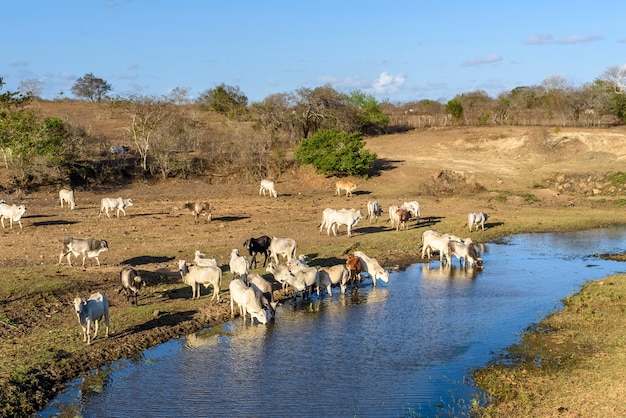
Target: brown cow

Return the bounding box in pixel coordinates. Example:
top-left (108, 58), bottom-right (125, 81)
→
top-left (396, 208), bottom-right (412, 231)
top-left (346, 253), bottom-right (363, 283)
top-left (335, 180), bottom-right (357, 197)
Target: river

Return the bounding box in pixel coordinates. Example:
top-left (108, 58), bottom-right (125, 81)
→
top-left (39, 228), bottom-right (626, 417)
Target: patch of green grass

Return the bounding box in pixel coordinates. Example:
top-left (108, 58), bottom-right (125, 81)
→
top-left (609, 171), bottom-right (626, 188)
top-left (613, 198), bottom-right (626, 207)
top-left (519, 193), bottom-right (539, 203)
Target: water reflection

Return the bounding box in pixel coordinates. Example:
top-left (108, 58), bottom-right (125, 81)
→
top-left (40, 228), bottom-right (626, 417)
top-left (422, 262), bottom-right (480, 280)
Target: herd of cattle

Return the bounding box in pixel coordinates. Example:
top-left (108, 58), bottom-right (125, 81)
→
top-left (3, 179), bottom-right (490, 345)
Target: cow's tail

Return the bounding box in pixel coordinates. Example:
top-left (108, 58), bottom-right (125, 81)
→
top-left (291, 244), bottom-right (297, 261)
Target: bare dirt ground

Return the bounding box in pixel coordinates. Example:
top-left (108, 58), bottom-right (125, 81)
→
top-left (2, 125), bottom-right (626, 415)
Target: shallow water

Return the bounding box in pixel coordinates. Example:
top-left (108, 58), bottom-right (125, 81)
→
top-left (39, 228), bottom-right (626, 417)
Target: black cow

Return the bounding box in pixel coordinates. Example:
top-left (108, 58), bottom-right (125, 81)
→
top-left (243, 235), bottom-right (272, 268)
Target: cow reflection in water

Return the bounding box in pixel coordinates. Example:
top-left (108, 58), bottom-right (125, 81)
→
top-left (421, 263), bottom-right (479, 280)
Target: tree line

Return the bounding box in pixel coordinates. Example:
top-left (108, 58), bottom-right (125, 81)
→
top-left (3, 65), bottom-right (626, 192)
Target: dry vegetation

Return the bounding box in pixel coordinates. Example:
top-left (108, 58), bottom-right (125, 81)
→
top-left (1, 103), bottom-right (626, 416)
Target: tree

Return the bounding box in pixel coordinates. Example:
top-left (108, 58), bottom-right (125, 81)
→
top-left (346, 90), bottom-right (390, 134)
top-left (601, 65), bottom-right (626, 94)
top-left (294, 129), bottom-right (377, 177)
top-left (71, 73), bottom-right (112, 102)
top-left (168, 87), bottom-right (191, 105)
top-left (445, 99), bottom-right (463, 123)
top-left (196, 83), bottom-right (248, 118)
top-left (111, 95), bottom-right (169, 171)
top-left (18, 78), bottom-right (44, 98)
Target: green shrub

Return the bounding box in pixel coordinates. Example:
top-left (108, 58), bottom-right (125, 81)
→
top-left (294, 129), bottom-right (377, 177)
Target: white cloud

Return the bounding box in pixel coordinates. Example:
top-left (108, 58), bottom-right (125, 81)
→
top-left (369, 72), bottom-right (405, 95)
top-left (557, 34), bottom-right (603, 44)
top-left (525, 34), bottom-right (552, 45)
top-left (461, 54), bottom-right (503, 67)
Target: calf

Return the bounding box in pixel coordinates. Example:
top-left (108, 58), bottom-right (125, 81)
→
top-left (118, 266), bottom-right (145, 305)
top-left (59, 237), bottom-right (109, 267)
top-left (73, 292), bottom-right (109, 345)
top-left (59, 188), bottom-right (76, 210)
top-left (0, 202), bottom-right (27, 229)
top-left (259, 179), bottom-right (278, 198)
top-left (183, 201), bottom-right (214, 223)
top-left (99, 197), bottom-right (133, 218)
top-left (229, 278), bottom-right (268, 324)
top-left (335, 180), bottom-right (357, 197)
top-left (243, 235), bottom-right (272, 268)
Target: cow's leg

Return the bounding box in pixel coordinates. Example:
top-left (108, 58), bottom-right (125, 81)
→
top-left (95, 257), bottom-right (101, 267)
top-left (93, 319), bottom-right (100, 341)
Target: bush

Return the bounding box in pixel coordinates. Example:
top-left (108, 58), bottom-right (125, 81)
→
top-left (294, 129), bottom-right (377, 177)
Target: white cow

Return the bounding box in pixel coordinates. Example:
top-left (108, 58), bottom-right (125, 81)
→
top-left (178, 260), bottom-right (222, 301)
top-left (59, 237), bottom-right (109, 267)
top-left (467, 212), bottom-right (490, 231)
top-left (99, 197), bottom-right (133, 218)
top-left (402, 201), bottom-right (421, 220)
top-left (229, 248), bottom-right (250, 281)
top-left (320, 208), bottom-right (362, 237)
top-left (266, 262), bottom-right (306, 294)
top-left (448, 238), bottom-right (484, 268)
top-left (352, 251), bottom-right (389, 286)
top-left (73, 292), bottom-right (109, 345)
top-left (0, 202), bottom-right (26, 229)
top-left (259, 179), bottom-right (278, 198)
top-left (229, 278), bottom-right (268, 324)
top-left (317, 264), bottom-right (350, 296)
top-left (247, 272), bottom-right (278, 318)
top-left (402, 201), bottom-right (421, 225)
top-left (286, 257), bottom-right (319, 299)
top-left (59, 188), bottom-right (76, 210)
top-left (388, 205), bottom-right (401, 230)
top-left (366, 200), bottom-right (383, 223)
top-left (268, 237), bottom-right (297, 264)
top-left (194, 250), bottom-right (218, 267)
top-left (421, 230), bottom-right (452, 265)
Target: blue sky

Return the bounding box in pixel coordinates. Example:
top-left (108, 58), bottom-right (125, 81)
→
top-left (3, 1), bottom-right (625, 103)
